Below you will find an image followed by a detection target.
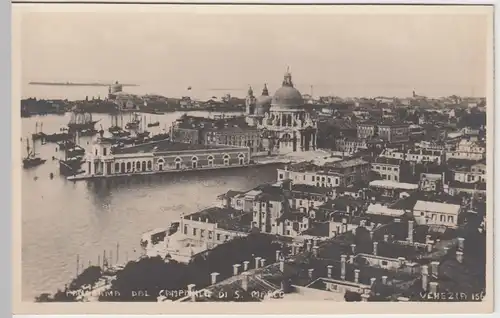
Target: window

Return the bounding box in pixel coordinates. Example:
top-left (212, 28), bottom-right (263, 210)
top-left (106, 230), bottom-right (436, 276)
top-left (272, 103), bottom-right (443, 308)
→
top-left (381, 261), bottom-right (388, 266)
top-left (114, 163), bottom-right (120, 173)
top-left (193, 228), bottom-right (197, 236)
top-left (335, 179), bottom-right (339, 185)
top-left (200, 229), bottom-right (205, 238)
top-left (279, 174), bottom-right (284, 180)
top-left (184, 225), bottom-right (188, 234)
top-left (225, 235), bottom-right (230, 241)
top-left (286, 230), bottom-right (291, 235)
top-left (208, 231), bottom-right (213, 239)
top-left (311, 176), bottom-right (315, 181)
top-left (216, 233), bottom-right (221, 241)
top-left (269, 203), bottom-right (273, 208)
top-left (103, 148), bottom-right (107, 156)
top-left (448, 216), bottom-right (454, 223)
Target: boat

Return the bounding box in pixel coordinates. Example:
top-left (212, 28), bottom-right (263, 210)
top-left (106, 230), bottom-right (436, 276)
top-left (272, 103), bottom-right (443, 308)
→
top-left (136, 131), bottom-right (150, 139)
top-left (44, 132), bottom-right (72, 143)
top-left (23, 138), bottom-right (46, 169)
top-left (31, 122), bottom-right (46, 141)
top-left (110, 129), bottom-right (131, 137)
top-left (59, 155), bottom-right (84, 176)
top-left (147, 116), bottom-right (160, 128)
top-left (67, 109), bottom-right (99, 132)
top-left (150, 132), bottom-right (170, 142)
top-left (125, 113), bottom-right (141, 130)
top-left (57, 140), bottom-right (76, 151)
top-left (79, 129), bottom-right (98, 137)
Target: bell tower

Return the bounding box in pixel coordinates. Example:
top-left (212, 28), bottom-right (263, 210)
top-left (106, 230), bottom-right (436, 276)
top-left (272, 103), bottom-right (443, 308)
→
top-left (246, 85), bottom-right (256, 115)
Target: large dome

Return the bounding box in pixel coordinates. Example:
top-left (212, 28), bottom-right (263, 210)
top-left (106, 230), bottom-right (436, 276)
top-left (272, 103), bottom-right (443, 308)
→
top-left (270, 70), bottom-right (304, 110)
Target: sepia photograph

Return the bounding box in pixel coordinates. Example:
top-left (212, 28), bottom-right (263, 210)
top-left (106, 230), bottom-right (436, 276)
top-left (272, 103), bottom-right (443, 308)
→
top-left (12, 2), bottom-right (494, 315)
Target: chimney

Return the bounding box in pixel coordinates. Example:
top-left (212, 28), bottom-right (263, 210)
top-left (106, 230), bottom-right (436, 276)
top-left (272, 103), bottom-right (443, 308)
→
top-left (187, 284), bottom-right (196, 301)
top-left (260, 258), bottom-right (266, 268)
top-left (313, 238), bottom-right (318, 247)
top-left (349, 255), bottom-right (355, 264)
top-left (255, 257), bottom-right (261, 269)
top-left (312, 246), bottom-right (319, 257)
top-left (456, 251), bottom-right (464, 263)
top-left (275, 250), bottom-right (281, 262)
top-left (397, 257), bottom-right (406, 267)
top-left (369, 230), bottom-right (374, 240)
top-left (233, 264), bottom-right (241, 276)
top-left (340, 255), bottom-right (347, 280)
top-left (430, 261), bottom-right (439, 278)
top-left (308, 268), bottom-right (314, 279)
top-left (425, 235), bottom-right (431, 244)
top-left (370, 277), bottom-right (376, 288)
top-left (361, 293), bottom-right (370, 302)
top-left (306, 240), bottom-right (312, 252)
top-left (243, 261), bottom-right (250, 271)
top-left (279, 260), bottom-right (285, 272)
top-left (429, 281), bottom-right (438, 294)
top-left (421, 265), bottom-right (429, 291)
top-left (427, 242), bottom-right (433, 253)
top-left (457, 237), bottom-right (465, 251)
top-left (350, 244), bottom-right (356, 254)
top-left (210, 272), bottom-right (220, 285)
top-left (407, 220), bottom-right (414, 243)
top-left (290, 245), bottom-right (296, 256)
top-left (354, 269), bottom-right (360, 283)
top-left (327, 265), bottom-right (333, 278)
top-left (373, 242), bottom-right (378, 256)
top-left (383, 234), bottom-right (389, 242)
top-left (241, 272), bottom-right (249, 291)
top-left (381, 276), bottom-right (388, 285)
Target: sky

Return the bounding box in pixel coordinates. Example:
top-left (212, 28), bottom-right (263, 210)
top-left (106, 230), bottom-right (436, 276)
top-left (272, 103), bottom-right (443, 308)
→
top-left (18, 6), bottom-right (491, 100)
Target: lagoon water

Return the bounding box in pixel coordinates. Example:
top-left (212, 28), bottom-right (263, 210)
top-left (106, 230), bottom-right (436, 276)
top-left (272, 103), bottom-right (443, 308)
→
top-left (20, 111), bottom-right (281, 301)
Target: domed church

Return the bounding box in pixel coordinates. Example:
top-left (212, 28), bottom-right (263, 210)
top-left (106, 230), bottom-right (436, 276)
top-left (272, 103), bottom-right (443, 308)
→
top-left (245, 69), bottom-right (318, 154)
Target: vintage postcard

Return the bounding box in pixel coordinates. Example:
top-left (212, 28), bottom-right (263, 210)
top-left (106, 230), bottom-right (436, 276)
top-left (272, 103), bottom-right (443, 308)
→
top-left (12, 2), bottom-right (494, 315)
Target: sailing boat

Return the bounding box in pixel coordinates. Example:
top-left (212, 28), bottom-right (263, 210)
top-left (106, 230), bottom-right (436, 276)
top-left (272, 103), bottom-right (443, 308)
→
top-left (125, 113), bottom-right (141, 130)
top-left (136, 115), bottom-right (150, 139)
top-left (147, 116), bottom-right (160, 128)
top-left (23, 137), bottom-right (46, 168)
top-left (31, 122), bottom-right (46, 141)
top-left (59, 133), bottom-right (84, 176)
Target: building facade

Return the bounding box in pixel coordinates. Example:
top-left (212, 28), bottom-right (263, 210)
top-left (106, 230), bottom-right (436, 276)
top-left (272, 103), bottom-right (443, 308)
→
top-left (377, 122), bottom-right (410, 144)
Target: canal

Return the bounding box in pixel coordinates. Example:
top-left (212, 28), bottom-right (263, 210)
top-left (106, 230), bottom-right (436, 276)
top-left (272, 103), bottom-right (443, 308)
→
top-left (21, 111), bottom-right (281, 301)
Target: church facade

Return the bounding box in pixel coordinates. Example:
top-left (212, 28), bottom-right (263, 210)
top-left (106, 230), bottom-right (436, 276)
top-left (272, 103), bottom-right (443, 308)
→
top-left (245, 70), bottom-right (318, 154)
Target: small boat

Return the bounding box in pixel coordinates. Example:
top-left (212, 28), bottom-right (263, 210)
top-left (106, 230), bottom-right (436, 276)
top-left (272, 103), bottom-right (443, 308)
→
top-left (110, 129), bottom-right (131, 137)
top-left (67, 109), bottom-right (99, 132)
top-left (136, 131), bottom-right (150, 139)
top-left (23, 138), bottom-right (46, 169)
top-left (32, 122), bottom-right (46, 141)
top-left (125, 113), bottom-right (141, 130)
top-left (147, 121), bottom-right (160, 128)
top-left (45, 132), bottom-right (72, 143)
top-left (79, 129), bottom-right (98, 137)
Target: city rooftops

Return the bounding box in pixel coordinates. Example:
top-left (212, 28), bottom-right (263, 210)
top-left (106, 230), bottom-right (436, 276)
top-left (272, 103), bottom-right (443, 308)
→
top-left (183, 206), bottom-right (252, 232)
top-left (369, 180), bottom-right (419, 190)
top-left (112, 140), bottom-right (244, 155)
top-left (413, 200), bottom-right (461, 215)
top-left (373, 157), bottom-right (404, 165)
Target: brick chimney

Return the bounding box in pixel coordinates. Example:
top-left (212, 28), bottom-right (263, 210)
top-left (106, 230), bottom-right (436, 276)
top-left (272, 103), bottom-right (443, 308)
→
top-left (354, 269), bottom-right (360, 283)
top-left (233, 264), bottom-right (241, 276)
top-left (373, 242), bottom-right (378, 256)
top-left (456, 251), bottom-right (464, 263)
top-left (429, 281), bottom-right (438, 294)
top-left (340, 255), bottom-right (347, 280)
top-left (369, 230), bottom-right (374, 240)
top-left (308, 268), bottom-right (314, 279)
top-left (187, 284), bottom-right (196, 301)
top-left (430, 261), bottom-right (439, 278)
top-left (381, 276), bottom-right (388, 285)
top-left (327, 265), bottom-right (333, 278)
top-left (421, 265), bottom-right (429, 291)
top-left (241, 272), bottom-right (249, 291)
top-left (255, 257), bottom-right (261, 269)
top-left (457, 237), bottom-right (465, 251)
top-left (312, 246), bottom-right (319, 257)
top-left (306, 240), bottom-right (312, 252)
top-left (243, 261), bottom-right (250, 271)
top-left (260, 258), bottom-right (266, 267)
top-left (407, 220), bottom-right (414, 243)
top-left (350, 243), bottom-right (356, 254)
top-left (210, 272), bottom-right (220, 285)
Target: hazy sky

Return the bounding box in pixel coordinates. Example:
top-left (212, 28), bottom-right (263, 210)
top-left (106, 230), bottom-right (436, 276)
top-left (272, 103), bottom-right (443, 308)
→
top-left (18, 7), bottom-right (491, 100)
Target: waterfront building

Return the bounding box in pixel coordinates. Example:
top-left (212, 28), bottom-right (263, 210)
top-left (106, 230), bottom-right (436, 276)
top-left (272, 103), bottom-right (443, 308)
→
top-left (379, 148), bottom-right (444, 165)
top-left (170, 115), bottom-right (264, 154)
top-left (83, 138), bottom-right (250, 178)
top-left (412, 200), bottom-right (462, 228)
top-left (277, 158), bottom-right (371, 188)
top-left (245, 70), bottom-right (319, 154)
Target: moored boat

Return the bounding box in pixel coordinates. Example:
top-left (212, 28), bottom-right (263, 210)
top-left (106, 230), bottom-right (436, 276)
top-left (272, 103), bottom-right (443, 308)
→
top-left (23, 138), bottom-right (46, 169)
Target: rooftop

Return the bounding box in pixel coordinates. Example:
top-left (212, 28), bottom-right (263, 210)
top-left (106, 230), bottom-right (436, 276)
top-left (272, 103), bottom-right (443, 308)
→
top-left (413, 200), bottom-right (461, 215)
top-left (369, 180), bottom-right (419, 190)
top-left (184, 207), bottom-right (252, 232)
top-left (112, 140), bottom-right (240, 155)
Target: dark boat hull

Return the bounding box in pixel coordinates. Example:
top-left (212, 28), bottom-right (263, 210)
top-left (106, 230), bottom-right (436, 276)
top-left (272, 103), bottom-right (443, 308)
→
top-left (59, 159), bottom-right (84, 176)
top-left (67, 121), bottom-right (98, 132)
top-left (147, 122), bottom-right (160, 127)
top-left (23, 158), bottom-right (46, 169)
